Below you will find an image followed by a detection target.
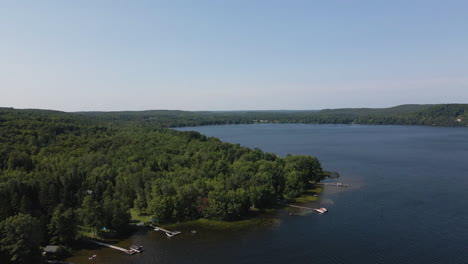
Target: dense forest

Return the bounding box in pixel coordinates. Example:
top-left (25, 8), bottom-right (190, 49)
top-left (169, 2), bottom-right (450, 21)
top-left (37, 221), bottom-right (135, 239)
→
top-left (74, 104), bottom-right (468, 127)
top-left (0, 108), bottom-right (323, 263)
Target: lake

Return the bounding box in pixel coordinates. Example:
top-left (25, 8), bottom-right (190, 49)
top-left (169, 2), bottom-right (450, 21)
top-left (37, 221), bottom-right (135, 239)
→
top-left (68, 124), bottom-right (468, 264)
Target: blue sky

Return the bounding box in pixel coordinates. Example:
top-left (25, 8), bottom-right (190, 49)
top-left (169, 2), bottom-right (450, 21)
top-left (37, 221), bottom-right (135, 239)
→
top-left (1, 0), bottom-right (467, 111)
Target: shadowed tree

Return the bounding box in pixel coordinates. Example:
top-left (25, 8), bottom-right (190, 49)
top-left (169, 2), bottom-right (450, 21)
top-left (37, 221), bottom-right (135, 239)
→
top-left (0, 214), bottom-right (43, 264)
top-left (49, 204), bottom-right (78, 245)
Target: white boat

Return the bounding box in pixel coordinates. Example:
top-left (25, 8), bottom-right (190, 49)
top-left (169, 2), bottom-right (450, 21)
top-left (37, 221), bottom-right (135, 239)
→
top-left (314, 207), bottom-right (328, 214)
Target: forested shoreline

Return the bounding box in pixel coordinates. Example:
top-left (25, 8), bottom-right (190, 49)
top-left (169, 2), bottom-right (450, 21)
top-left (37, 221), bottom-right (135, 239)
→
top-left (0, 108), bottom-right (323, 263)
top-left (76, 104), bottom-right (468, 127)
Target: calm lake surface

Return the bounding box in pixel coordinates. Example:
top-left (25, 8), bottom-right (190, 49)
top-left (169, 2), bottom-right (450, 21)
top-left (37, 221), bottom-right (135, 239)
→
top-left (68, 124), bottom-right (468, 264)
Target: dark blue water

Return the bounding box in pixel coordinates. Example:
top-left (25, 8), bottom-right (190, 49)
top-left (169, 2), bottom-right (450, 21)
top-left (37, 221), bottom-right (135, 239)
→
top-left (69, 124), bottom-right (468, 264)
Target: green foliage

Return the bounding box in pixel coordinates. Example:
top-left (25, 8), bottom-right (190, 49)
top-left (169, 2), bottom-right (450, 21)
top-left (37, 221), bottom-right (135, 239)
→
top-left (0, 214), bottom-right (43, 264)
top-left (284, 171), bottom-right (304, 198)
top-left (76, 196), bottom-right (102, 237)
top-left (49, 204), bottom-right (78, 245)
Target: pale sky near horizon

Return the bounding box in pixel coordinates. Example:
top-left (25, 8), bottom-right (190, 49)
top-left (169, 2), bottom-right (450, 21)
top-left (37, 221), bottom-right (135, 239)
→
top-left (1, 0), bottom-right (468, 111)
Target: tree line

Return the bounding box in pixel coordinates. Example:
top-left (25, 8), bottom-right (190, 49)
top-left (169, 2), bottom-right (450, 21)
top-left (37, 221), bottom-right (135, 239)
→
top-left (76, 104), bottom-right (468, 127)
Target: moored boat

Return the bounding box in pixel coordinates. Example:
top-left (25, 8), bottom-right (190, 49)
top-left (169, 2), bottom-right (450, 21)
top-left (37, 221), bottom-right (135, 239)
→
top-left (130, 245), bottom-right (144, 253)
top-left (314, 207), bottom-right (328, 214)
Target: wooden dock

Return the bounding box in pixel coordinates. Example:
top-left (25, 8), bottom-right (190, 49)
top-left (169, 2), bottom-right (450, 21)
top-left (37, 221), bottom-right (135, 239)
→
top-left (151, 225), bottom-right (181, 237)
top-left (285, 204), bottom-right (328, 214)
top-left (316, 182), bottom-right (349, 187)
top-left (286, 204), bottom-right (314, 210)
top-left (151, 225), bottom-right (171, 233)
top-left (87, 240), bottom-right (136, 255)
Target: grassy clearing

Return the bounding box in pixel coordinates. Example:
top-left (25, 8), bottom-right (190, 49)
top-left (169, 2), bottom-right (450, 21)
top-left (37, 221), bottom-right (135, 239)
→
top-left (77, 225), bottom-right (123, 242)
top-left (293, 195), bottom-right (319, 203)
top-left (130, 208), bottom-right (152, 223)
top-left (292, 186), bottom-right (323, 203)
top-left (77, 226), bottom-right (94, 238)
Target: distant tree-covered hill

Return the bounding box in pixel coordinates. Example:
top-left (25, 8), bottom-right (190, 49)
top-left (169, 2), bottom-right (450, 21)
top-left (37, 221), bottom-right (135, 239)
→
top-left (75, 104), bottom-right (468, 127)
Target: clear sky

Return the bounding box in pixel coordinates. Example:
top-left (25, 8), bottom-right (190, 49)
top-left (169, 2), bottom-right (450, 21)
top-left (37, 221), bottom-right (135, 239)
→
top-left (1, 0), bottom-right (467, 111)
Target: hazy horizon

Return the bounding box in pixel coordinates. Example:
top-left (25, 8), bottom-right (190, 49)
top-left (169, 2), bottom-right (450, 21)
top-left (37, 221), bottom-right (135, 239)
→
top-left (4, 103), bottom-right (467, 114)
top-left (2, 1), bottom-right (468, 111)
